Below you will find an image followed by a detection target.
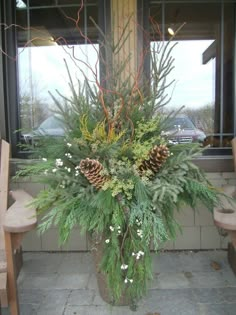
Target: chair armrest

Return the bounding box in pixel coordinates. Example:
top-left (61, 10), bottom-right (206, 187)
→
top-left (3, 190), bottom-right (37, 233)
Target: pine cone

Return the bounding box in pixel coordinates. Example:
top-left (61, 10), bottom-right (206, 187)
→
top-left (79, 158), bottom-right (108, 189)
top-left (139, 144), bottom-right (170, 175)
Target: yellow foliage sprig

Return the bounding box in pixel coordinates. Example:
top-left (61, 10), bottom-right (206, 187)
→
top-left (79, 114), bottom-right (126, 144)
top-left (79, 115), bottom-right (93, 141)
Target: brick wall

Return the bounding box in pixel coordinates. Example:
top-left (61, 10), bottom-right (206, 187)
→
top-left (11, 171), bottom-right (236, 252)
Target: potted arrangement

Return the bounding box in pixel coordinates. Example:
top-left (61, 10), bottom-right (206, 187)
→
top-left (16, 18), bottom-right (224, 308)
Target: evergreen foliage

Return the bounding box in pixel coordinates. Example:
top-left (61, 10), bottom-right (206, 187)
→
top-left (15, 18), bottom-right (227, 307)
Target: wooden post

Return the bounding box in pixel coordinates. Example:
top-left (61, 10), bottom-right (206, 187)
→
top-left (4, 232), bottom-right (20, 315)
top-left (111, 0), bottom-right (138, 85)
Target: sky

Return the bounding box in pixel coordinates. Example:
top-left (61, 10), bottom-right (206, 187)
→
top-left (18, 39), bottom-right (215, 112)
top-left (18, 43), bottom-right (99, 108)
top-left (152, 39), bottom-right (215, 111)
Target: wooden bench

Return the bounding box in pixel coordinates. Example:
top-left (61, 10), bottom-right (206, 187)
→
top-left (0, 139), bottom-right (37, 315)
top-left (213, 137), bottom-right (236, 276)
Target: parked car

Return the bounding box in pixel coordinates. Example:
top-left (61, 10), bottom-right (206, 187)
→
top-left (22, 115), bottom-right (65, 144)
top-left (165, 115), bottom-right (206, 144)
top-left (22, 114), bottom-right (206, 146)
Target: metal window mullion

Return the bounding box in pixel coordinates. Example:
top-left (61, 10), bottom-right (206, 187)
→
top-left (26, 0), bottom-right (35, 129)
top-left (220, 1), bottom-right (224, 147)
top-left (25, 3), bottom-right (97, 10)
top-left (150, 1), bottom-right (235, 4)
top-left (84, 3), bottom-right (89, 101)
top-left (84, 2), bottom-right (88, 43)
top-left (0, 1), bottom-right (7, 140)
top-left (162, 2), bottom-right (165, 41)
top-left (234, 3), bottom-right (236, 136)
top-left (4, 0), bottom-right (19, 155)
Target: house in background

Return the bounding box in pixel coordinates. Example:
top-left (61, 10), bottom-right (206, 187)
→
top-left (1, 0), bottom-right (236, 251)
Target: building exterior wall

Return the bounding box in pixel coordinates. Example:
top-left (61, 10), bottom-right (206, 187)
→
top-left (10, 160), bottom-right (235, 251)
top-left (2, 1), bottom-right (236, 252)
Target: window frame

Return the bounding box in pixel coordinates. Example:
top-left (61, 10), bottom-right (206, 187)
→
top-left (139, 0), bottom-right (236, 162)
top-left (1, 0), bottom-right (236, 171)
top-left (0, 0), bottom-right (19, 156)
top-left (0, 0), bottom-right (110, 158)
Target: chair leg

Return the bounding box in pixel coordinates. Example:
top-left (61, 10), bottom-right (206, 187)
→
top-left (4, 232), bottom-right (20, 315)
top-left (15, 247), bottom-right (23, 279)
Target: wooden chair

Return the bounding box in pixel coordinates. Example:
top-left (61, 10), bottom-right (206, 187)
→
top-left (0, 139), bottom-right (37, 315)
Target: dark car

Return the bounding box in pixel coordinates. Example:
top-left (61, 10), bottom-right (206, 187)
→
top-left (22, 115), bottom-right (65, 144)
top-left (165, 115), bottom-right (206, 144)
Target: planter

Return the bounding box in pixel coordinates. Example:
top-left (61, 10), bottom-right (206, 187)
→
top-left (89, 233), bottom-right (131, 306)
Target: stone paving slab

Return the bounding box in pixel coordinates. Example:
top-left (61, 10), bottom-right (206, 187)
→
top-left (1, 250), bottom-right (236, 315)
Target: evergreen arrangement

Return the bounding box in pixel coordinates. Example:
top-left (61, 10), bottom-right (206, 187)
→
top-left (16, 18), bottom-right (224, 307)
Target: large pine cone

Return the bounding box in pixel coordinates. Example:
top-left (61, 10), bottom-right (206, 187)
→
top-left (79, 158), bottom-right (108, 189)
top-left (139, 144), bottom-right (170, 175)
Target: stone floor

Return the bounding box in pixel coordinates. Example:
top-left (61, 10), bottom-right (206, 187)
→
top-left (1, 250), bottom-right (236, 315)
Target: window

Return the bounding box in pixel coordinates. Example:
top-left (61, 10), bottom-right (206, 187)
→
top-left (16, 0), bottom-right (101, 149)
top-left (147, 1), bottom-right (235, 155)
top-left (0, 0), bottom-right (109, 156)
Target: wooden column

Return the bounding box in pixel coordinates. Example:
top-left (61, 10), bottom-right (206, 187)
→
top-left (111, 0), bottom-right (138, 84)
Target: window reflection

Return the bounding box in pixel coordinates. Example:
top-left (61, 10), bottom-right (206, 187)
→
top-left (151, 40), bottom-right (215, 134)
top-left (16, 2), bottom-right (99, 136)
top-left (18, 44), bottom-right (99, 131)
top-left (150, 2), bottom-right (234, 151)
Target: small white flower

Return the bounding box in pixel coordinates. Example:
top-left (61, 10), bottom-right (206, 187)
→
top-left (137, 229), bottom-right (143, 238)
top-left (52, 168), bottom-right (57, 173)
top-left (75, 166), bottom-right (80, 170)
top-left (42, 158), bottom-right (47, 162)
top-left (44, 169), bottom-right (48, 175)
top-left (132, 251), bottom-right (144, 259)
top-left (67, 142), bottom-right (72, 147)
top-left (121, 264), bottom-right (128, 270)
top-left (109, 226), bottom-right (114, 232)
top-left (124, 277), bottom-right (133, 284)
top-left (105, 239), bottom-right (110, 244)
top-left (75, 171), bottom-right (79, 177)
top-left (65, 153), bottom-right (72, 159)
top-left (117, 230), bottom-right (121, 235)
top-left (67, 168), bottom-right (71, 173)
top-left (60, 184), bottom-right (65, 188)
top-left (56, 159), bottom-right (63, 167)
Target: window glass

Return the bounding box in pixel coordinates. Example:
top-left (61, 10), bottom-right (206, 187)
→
top-left (16, 2), bottom-right (99, 137)
top-left (150, 2), bottom-right (234, 151)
